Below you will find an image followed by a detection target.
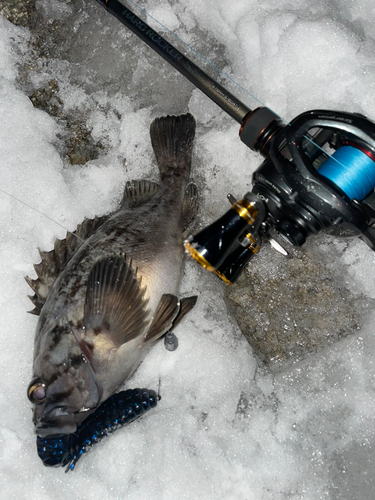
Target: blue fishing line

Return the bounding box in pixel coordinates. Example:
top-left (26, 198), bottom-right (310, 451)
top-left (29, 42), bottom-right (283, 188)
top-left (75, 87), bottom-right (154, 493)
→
top-left (318, 146), bottom-right (375, 200)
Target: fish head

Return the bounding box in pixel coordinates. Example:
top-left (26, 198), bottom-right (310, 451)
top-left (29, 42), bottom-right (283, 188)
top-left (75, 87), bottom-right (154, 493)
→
top-left (28, 321), bottom-right (102, 437)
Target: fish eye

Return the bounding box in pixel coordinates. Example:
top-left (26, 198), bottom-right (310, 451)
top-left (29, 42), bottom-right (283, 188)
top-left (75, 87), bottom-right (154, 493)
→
top-left (27, 378), bottom-right (46, 404)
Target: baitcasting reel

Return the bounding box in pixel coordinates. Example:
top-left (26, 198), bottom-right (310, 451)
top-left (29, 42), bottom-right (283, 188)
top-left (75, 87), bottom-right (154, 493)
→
top-left (95, 0), bottom-right (375, 283)
top-left (185, 108), bottom-right (375, 283)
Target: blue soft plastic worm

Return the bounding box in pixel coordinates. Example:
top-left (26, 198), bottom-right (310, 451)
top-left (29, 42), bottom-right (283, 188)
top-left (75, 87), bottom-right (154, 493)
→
top-left (36, 388), bottom-right (158, 471)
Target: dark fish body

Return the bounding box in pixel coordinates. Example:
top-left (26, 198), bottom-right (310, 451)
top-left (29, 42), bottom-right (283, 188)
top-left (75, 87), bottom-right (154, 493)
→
top-left (27, 114), bottom-right (198, 437)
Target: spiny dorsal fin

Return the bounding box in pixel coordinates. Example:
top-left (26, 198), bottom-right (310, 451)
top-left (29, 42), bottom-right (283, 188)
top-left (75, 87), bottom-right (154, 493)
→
top-left (25, 214), bottom-right (109, 315)
top-left (143, 294), bottom-right (180, 344)
top-left (83, 255), bottom-right (150, 348)
top-left (69, 215), bottom-right (109, 259)
top-left (183, 183), bottom-right (199, 231)
top-left (121, 180), bottom-right (159, 209)
top-left (25, 289), bottom-right (45, 315)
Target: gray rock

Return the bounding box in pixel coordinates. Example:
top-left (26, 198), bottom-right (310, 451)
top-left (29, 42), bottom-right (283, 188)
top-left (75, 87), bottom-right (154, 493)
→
top-left (224, 238), bottom-right (374, 369)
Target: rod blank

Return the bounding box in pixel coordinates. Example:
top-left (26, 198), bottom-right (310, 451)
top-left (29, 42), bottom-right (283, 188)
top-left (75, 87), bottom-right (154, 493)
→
top-left (95, 0), bottom-right (251, 123)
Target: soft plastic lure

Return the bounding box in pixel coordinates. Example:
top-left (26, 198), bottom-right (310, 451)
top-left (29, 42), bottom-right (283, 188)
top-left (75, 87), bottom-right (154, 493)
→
top-left (37, 388), bottom-right (158, 471)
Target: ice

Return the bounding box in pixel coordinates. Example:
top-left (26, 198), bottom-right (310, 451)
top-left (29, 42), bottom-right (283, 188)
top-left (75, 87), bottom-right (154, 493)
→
top-left (147, 2), bottom-right (181, 32)
top-left (1, 0), bottom-right (375, 498)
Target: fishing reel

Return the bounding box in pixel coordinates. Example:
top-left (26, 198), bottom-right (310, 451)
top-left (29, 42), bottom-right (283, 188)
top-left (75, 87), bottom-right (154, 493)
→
top-left (94, 1), bottom-right (375, 284)
top-left (185, 108), bottom-right (375, 283)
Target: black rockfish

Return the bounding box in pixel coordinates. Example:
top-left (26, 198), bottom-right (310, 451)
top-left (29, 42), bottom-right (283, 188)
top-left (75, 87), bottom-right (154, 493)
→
top-left (26, 114), bottom-right (198, 437)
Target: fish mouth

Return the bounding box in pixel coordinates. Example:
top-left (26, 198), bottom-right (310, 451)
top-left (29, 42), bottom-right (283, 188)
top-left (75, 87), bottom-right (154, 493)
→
top-left (34, 404), bottom-right (89, 437)
top-left (32, 372), bottom-right (103, 437)
top-left (34, 399), bottom-right (99, 437)
top-left (35, 413), bottom-right (78, 437)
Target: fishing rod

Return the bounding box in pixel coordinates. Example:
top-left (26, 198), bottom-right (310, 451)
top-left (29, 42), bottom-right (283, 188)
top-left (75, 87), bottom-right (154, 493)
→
top-left (95, 0), bottom-right (375, 283)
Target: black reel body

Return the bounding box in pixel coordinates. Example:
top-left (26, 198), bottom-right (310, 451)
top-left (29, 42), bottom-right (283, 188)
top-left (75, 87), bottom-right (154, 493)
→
top-left (186, 109), bottom-right (375, 283)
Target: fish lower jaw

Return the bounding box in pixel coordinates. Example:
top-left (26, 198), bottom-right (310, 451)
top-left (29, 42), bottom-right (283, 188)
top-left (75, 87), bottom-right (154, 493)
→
top-left (34, 411), bottom-right (78, 437)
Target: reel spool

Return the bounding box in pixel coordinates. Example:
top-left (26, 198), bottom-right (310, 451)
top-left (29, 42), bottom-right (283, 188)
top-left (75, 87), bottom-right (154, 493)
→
top-left (318, 144), bottom-right (375, 201)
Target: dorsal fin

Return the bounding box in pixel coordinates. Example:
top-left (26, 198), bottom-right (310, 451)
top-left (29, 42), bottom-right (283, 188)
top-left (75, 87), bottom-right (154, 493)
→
top-left (68, 215), bottom-right (110, 259)
top-left (26, 214), bottom-right (109, 315)
top-left (121, 180), bottom-right (159, 209)
top-left (83, 255), bottom-right (150, 348)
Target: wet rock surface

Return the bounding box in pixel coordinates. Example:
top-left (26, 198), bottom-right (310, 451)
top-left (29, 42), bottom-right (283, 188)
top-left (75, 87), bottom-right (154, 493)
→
top-left (0, 0), bottom-right (36, 28)
top-left (2, 0), bottom-right (110, 165)
top-left (225, 238), bottom-right (375, 369)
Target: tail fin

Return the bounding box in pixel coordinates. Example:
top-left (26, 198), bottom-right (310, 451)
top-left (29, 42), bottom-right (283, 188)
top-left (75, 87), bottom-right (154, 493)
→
top-left (150, 114), bottom-right (196, 180)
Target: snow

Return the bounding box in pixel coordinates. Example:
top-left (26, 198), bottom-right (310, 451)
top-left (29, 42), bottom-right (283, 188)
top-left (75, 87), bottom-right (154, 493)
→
top-left (1, 0), bottom-right (375, 498)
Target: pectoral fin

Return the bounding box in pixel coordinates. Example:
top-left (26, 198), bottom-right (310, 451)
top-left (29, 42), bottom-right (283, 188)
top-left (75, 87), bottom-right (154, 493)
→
top-left (83, 255), bottom-right (150, 348)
